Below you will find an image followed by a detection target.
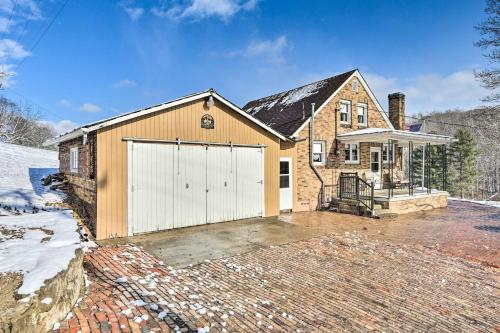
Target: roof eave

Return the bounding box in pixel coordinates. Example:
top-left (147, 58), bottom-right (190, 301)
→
top-left (43, 89), bottom-right (287, 146)
top-left (337, 129), bottom-right (456, 145)
top-left (43, 128), bottom-right (87, 147)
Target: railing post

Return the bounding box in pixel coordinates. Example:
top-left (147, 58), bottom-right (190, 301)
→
top-left (355, 176), bottom-right (359, 202)
top-left (371, 181), bottom-right (374, 211)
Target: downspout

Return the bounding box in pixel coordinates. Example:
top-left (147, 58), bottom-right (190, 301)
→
top-left (309, 103), bottom-right (325, 209)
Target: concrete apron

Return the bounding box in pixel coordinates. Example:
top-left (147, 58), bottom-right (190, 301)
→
top-left (100, 215), bottom-right (335, 268)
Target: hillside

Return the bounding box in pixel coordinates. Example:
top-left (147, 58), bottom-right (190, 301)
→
top-left (0, 142), bottom-right (61, 215)
top-left (0, 142), bottom-right (79, 297)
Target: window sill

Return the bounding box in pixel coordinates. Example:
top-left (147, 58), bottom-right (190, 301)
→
top-left (313, 163), bottom-right (326, 167)
top-left (344, 161), bottom-right (360, 165)
top-left (358, 124), bottom-right (368, 128)
top-left (340, 123), bottom-right (352, 128)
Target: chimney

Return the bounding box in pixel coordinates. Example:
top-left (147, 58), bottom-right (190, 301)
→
top-left (388, 92), bottom-right (405, 130)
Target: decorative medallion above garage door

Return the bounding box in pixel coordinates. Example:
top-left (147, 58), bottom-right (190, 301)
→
top-left (201, 114), bottom-right (214, 129)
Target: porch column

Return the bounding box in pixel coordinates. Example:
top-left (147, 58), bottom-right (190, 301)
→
top-left (442, 144), bottom-right (447, 191)
top-left (408, 141), bottom-right (414, 196)
top-left (421, 144), bottom-right (425, 189)
top-left (388, 139), bottom-right (394, 198)
top-left (426, 143), bottom-right (432, 194)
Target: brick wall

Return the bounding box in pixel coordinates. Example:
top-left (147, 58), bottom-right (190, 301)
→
top-left (294, 76), bottom-right (403, 211)
top-left (59, 134), bottom-right (97, 233)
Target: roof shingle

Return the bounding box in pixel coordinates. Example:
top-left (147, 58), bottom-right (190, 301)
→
top-left (242, 69), bottom-right (357, 137)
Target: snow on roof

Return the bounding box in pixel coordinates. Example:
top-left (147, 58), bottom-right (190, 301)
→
top-left (243, 70), bottom-right (357, 136)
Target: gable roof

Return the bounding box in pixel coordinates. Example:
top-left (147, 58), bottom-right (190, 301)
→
top-left (242, 69), bottom-right (393, 137)
top-left (44, 89), bottom-right (287, 146)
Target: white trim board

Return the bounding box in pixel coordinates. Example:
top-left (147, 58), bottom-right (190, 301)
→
top-left (44, 90), bottom-right (286, 146)
top-left (291, 70), bottom-right (394, 137)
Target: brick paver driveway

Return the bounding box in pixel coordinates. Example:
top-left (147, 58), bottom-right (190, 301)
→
top-left (53, 215), bottom-right (499, 332)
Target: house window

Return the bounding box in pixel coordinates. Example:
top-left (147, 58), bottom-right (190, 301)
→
top-left (357, 103), bottom-right (367, 126)
top-left (352, 79), bottom-right (359, 92)
top-left (344, 143), bottom-right (360, 164)
top-left (70, 147), bottom-right (78, 173)
top-left (339, 100), bottom-right (351, 125)
top-left (383, 143), bottom-right (396, 163)
top-left (313, 141), bottom-right (326, 165)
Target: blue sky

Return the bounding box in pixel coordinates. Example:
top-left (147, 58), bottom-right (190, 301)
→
top-left (0, 0), bottom-right (492, 133)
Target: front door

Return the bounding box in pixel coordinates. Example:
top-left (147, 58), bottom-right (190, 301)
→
top-left (279, 158), bottom-right (292, 210)
top-left (370, 147), bottom-right (381, 189)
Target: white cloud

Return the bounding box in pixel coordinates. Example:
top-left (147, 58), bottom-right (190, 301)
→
top-left (112, 79), bottom-right (137, 88)
top-left (39, 120), bottom-right (79, 135)
top-left (0, 39), bottom-right (30, 60)
top-left (152, 0), bottom-right (257, 21)
top-left (0, 0), bottom-right (42, 20)
top-left (246, 35), bottom-right (288, 64)
top-left (364, 70), bottom-right (491, 114)
top-left (58, 99), bottom-right (72, 108)
top-left (79, 103), bottom-right (102, 113)
top-left (124, 7), bottom-right (144, 21)
top-left (0, 17), bottom-right (13, 33)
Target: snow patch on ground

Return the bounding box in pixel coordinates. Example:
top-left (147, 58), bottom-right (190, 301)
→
top-left (0, 210), bottom-right (80, 296)
top-left (449, 197), bottom-right (500, 208)
top-left (0, 143), bottom-right (81, 297)
top-left (0, 142), bottom-right (62, 214)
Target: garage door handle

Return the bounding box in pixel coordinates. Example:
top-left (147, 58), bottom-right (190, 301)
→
top-left (224, 181), bottom-right (227, 187)
top-left (258, 180), bottom-right (263, 184)
top-left (186, 183), bottom-right (189, 189)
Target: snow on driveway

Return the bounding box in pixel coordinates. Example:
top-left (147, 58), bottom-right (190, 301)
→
top-left (0, 143), bottom-right (80, 297)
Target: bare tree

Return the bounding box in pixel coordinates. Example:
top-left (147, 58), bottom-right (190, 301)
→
top-left (475, 0), bottom-right (500, 103)
top-left (0, 97), bottom-right (56, 148)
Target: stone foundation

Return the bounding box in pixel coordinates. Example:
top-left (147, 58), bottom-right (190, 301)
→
top-left (0, 249), bottom-right (84, 333)
top-left (384, 192), bottom-right (449, 215)
top-left (66, 174), bottom-right (97, 234)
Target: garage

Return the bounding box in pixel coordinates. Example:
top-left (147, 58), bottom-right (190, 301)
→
top-left (127, 139), bottom-right (265, 235)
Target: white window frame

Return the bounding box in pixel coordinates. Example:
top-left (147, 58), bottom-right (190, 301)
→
top-left (383, 143), bottom-right (396, 164)
top-left (312, 140), bottom-right (326, 166)
top-left (70, 147), bottom-right (78, 173)
top-left (344, 143), bottom-right (360, 164)
top-left (357, 103), bottom-right (368, 127)
top-left (339, 100), bottom-right (352, 125)
top-left (352, 79), bottom-right (359, 92)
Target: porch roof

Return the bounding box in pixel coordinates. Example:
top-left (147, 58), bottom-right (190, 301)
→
top-left (336, 128), bottom-right (455, 145)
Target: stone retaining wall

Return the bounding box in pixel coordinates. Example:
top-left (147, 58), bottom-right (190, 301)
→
top-left (386, 192), bottom-right (449, 214)
top-left (0, 249), bottom-right (84, 333)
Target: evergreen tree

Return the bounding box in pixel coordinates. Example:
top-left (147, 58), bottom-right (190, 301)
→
top-left (449, 129), bottom-right (478, 198)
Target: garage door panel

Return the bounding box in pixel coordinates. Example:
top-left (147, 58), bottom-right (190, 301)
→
top-left (130, 142), bottom-right (175, 234)
top-left (175, 145), bottom-right (207, 228)
top-left (207, 146), bottom-right (236, 223)
top-left (236, 147), bottom-right (264, 219)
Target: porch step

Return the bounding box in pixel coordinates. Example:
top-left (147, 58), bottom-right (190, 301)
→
top-left (373, 209), bottom-right (398, 219)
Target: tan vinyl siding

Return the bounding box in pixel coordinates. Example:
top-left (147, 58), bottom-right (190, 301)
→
top-left (96, 99), bottom-right (280, 240)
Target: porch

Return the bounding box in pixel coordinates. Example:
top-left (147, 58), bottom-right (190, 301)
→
top-left (334, 128), bottom-right (455, 216)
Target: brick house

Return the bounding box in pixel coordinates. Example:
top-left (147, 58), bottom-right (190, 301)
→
top-left (46, 69), bottom-right (454, 239)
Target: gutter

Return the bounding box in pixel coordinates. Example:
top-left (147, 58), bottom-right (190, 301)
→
top-left (309, 103), bottom-right (325, 208)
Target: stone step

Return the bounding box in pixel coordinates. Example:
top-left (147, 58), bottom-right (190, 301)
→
top-left (373, 209), bottom-right (398, 219)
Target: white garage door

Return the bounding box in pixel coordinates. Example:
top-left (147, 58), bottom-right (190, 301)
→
top-left (127, 141), bottom-right (264, 235)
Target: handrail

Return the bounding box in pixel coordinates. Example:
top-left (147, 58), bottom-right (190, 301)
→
top-left (339, 173), bottom-right (374, 212)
